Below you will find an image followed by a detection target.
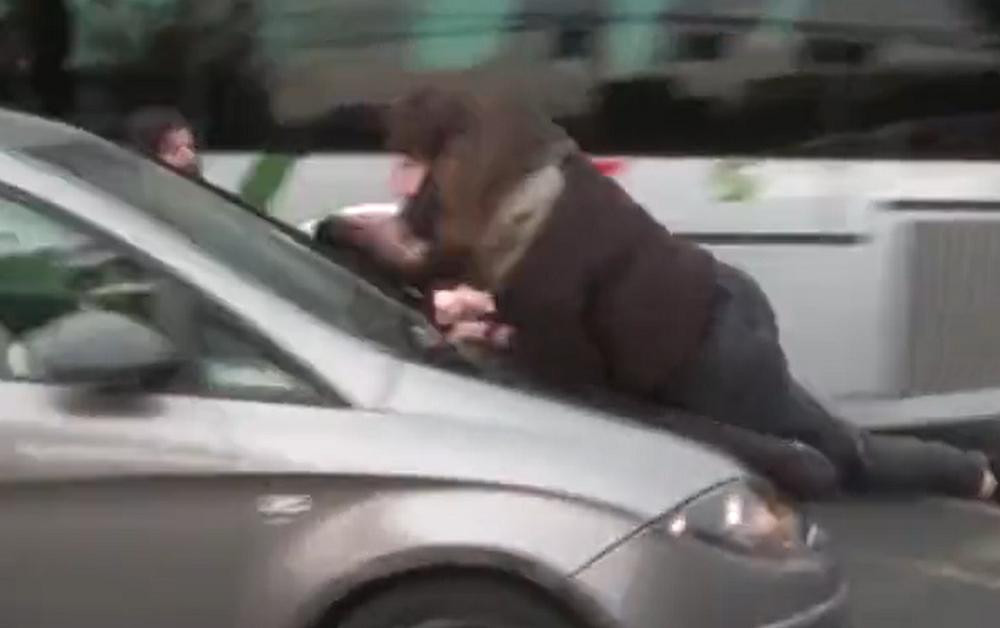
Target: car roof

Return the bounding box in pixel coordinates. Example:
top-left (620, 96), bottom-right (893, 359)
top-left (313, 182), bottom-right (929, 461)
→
top-left (0, 108), bottom-right (92, 150)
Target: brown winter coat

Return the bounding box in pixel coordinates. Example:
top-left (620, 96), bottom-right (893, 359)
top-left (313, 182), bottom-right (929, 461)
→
top-left (488, 152), bottom-right (717, 397)
top-left (389, 89), bottom-right (717, 397)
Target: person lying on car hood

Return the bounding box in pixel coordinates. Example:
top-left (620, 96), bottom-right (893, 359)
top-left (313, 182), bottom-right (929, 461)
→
top-left (369, 86), bottom-right (1000, 505)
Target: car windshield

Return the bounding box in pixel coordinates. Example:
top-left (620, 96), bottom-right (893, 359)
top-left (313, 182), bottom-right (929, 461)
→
top-left (20, 139), bottom-right (440, 364)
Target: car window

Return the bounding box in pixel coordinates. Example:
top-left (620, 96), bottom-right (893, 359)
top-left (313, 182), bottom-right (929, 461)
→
top-left (0, 186), bottom-right (327, 405)
top-left (0, 194), bottom-right (86, 255)
top-left (19, 134), bottom-right (560, 399)
top-left (23, 140), bottom-right (437, 366)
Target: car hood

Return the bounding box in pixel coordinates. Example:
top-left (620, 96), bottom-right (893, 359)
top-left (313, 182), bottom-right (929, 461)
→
top-left (374, 363), bottom-right (747, 519)
top-left (226, 361), bottom-right (743, 520)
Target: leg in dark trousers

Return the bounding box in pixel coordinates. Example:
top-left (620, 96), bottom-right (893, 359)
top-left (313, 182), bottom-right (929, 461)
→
top-left (665, 263), bottom-right (987, 499)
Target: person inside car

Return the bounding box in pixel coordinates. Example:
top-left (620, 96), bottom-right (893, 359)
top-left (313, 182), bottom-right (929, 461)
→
top-left (125, 106), bottom-right (201, 177)
top-left (358, 86), bottom-right (1000, 504)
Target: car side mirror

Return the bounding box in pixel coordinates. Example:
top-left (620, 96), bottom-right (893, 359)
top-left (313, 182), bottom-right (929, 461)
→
top-left (23, 310), bottom-right (181, 388)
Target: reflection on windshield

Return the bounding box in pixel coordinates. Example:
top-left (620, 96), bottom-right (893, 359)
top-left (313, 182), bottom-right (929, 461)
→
top-left (20, 138), bottom-right (572, 402)
top-left (22, 140), bottom-right (434, 361)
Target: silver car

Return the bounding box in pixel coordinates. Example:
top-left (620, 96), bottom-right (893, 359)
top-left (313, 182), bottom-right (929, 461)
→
top-left (0, 110), bottom-right (846, 628)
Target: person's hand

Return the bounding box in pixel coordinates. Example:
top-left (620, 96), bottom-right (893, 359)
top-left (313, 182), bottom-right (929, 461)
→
top-left (433, 285), bottom-right (496, 327)
top-left (433, 285), bottom-right (515, 353)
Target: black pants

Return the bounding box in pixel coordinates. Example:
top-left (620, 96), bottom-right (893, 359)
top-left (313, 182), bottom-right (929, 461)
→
top-left (664, 263), bottom-right (988, 500)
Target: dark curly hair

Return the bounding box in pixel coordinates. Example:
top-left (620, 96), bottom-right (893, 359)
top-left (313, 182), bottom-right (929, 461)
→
top-left (125, 106), bottom-right (191, 158)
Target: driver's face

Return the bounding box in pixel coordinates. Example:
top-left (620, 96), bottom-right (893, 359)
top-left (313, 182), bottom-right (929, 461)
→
top-left (390, 156), bottom-right (428, 199)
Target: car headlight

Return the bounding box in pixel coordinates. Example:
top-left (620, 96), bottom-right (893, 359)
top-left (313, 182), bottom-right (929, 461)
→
top-left (663, 480), bottom-right (819, 558)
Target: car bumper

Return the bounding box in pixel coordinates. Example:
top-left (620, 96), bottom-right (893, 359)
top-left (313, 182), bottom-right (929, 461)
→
top-left (573, 517), bottom-right (849, 628)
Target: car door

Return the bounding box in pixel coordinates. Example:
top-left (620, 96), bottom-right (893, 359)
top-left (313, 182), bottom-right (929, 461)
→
top-left (0, 188), bottom-right (333, 628)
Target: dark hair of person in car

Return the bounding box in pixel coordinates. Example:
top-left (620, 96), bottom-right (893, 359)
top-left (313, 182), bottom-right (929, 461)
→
top-left (125, 106), bottom-right (201, 177)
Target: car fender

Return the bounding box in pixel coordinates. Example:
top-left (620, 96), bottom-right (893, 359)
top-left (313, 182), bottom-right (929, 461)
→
top-left (237, 482), bottom-right (641, 628)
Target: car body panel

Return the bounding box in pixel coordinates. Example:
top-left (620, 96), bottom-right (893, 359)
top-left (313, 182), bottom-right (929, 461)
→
top-left (0, 380), bottom-right (638, 628)
top-left (575, 524), bottom-right (847, 628)
top-left (217, 395), bottom-right (742, 520)
top-left (228, 480), bottom-right (641, 628)
top-left (385, 361), bottom-right (745, 517)
top-left (0, 380), bottom-right (249, 628)
top-left (0, 380), bottom-right (236, 479)
top-left (0, 477), bottom-right (259, 628)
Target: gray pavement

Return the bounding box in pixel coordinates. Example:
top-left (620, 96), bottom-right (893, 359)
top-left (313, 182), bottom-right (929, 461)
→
top-left (811, 498), bottom-right (1000, 627)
